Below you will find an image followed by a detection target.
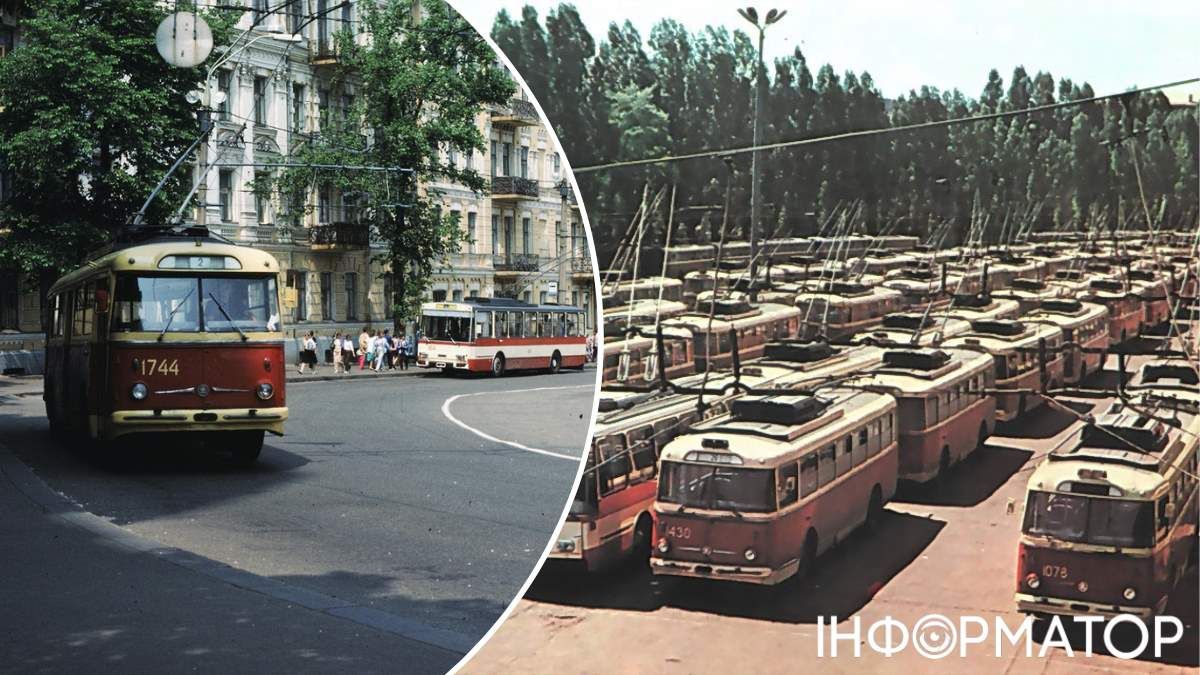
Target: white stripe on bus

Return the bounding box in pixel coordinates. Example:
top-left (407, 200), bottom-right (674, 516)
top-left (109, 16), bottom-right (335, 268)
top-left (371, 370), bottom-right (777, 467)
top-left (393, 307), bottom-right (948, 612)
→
top-left (440, 384), bottom-right (592, 461)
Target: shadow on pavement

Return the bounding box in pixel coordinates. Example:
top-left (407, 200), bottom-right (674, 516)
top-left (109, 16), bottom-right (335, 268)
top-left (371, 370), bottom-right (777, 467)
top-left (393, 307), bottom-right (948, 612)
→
top-left (896, 443), bottom-right (1032, 508)
top-left (527, 509), bottom-right (946, 625)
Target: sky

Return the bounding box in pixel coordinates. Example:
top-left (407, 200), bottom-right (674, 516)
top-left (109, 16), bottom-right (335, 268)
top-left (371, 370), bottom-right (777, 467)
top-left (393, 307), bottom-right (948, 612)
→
top-left (451, 0), bottom-right (1200, 104)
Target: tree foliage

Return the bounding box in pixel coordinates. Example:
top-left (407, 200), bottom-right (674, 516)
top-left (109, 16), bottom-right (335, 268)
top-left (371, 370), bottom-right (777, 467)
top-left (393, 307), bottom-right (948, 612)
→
top-left (0, 0), bottom-right (230, 278)
top-left (492, 4), bottom-right (1199, 268)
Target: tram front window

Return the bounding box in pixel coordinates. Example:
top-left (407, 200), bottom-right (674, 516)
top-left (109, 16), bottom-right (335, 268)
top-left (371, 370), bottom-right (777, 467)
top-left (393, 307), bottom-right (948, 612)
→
top-left (1022, 491), bottom-right (1154, 548)
top-left (658, 461), bottom-right (775, 513)
top-left (113, 274), bottom-right (280, 333)
top-left (421, 315), bottom-right (472, 342)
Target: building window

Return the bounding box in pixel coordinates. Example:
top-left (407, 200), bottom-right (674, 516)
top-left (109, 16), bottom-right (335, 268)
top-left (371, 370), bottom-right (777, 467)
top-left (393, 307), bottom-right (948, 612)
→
top-left (539, 291), bottom-right (548, 305)
top-left (340, 2), bottom-right (352, 33)
top-left (288, 270), bottom-right (308, 322)
top-left (490, 141), bottom-right (498, 177)
top-left (432, 289), bottom-right (447, 302)
top-left (452, 289), bottom-right (463, 302)
top-left (504, 216), bottom-right (513, 255)
top-left (217, 71), bottom-right (231, 121)
top-left (317, 0), bottom-right (329, 50)
top-left (491, 214), bottom-right (499, 255)
top-left (520, 147), bottom-right (529, 178)
top-left (501, 142), bottom-right (511, 176)
top-left (218, 170), bottom-right (233, 222)
top-left (345, 272), bottom-right (357, 321)
top-left (447, 145), bottom-right (457, 168)
top-left (318, 187), bottom-right (331, 224)
top-left (522, 218), bottom-right (530, 254)
top-left (320, 272), bottom-right (333, 320)
top-left (340, 93), bottom-right (355, 125)
top-left (253, 0), bottom-right (268, 24)
top-left (318, 88), bottom-right (330, 128)
top-left (292, 83), bottom-right (305, 132)
top-left (464, 148), bottom-right (473, 171)
top-left (553, 153), bottom-right (560, 177)
top-left (522, 291), bottom-right (531, 303)
top-left (255, 189), bottom-right (267, 224)
top-left (254, 76), bottom-right (267, 125)
top-left (467, 212), bottom-right (477, 253)
top-left (571, 221), bottom-right (579, 252)
top-left (287, 0), bottom-right (303, 32)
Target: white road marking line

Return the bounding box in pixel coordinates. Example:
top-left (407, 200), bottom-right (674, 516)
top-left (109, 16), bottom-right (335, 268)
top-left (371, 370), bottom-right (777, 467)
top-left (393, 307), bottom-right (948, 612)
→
top-left (440, 384), bottom-right (591, 461)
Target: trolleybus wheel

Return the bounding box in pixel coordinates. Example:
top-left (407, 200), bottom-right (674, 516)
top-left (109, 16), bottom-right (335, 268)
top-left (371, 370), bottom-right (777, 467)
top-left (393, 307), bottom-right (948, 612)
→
top-left (491, 354), bottom-right (506, 377)
top-left (549, 351), bottom-right (562, 374)
top-left (230, 431), bottom-right (264, 466)
top-left (865, 486), bottom-right (883, 531)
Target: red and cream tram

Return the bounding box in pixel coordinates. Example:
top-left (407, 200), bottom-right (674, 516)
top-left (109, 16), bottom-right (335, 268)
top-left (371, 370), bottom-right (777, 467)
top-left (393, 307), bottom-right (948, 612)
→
top-left (1016, 365), bottom-right (1199, 618)
top-left (417, 297), bottom-right (586, 375)
top-left (851, 348), bottom-right (996, 483)
top-left (650, 387), bottom-right (899, 584)
top-left (43, 228), bottom-right (287, 463)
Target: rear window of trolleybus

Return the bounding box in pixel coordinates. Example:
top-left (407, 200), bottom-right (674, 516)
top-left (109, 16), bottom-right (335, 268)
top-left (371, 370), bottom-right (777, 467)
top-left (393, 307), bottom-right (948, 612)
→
top-left (658, 460), bottom-right (775, 513)
top-left (112, 274), bottom-right (281, 333)
top-left (1022, 490), bottom-right (1154, 548)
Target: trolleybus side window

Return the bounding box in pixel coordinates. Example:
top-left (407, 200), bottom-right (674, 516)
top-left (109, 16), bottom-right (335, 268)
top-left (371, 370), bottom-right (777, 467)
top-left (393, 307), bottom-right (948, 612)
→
top-left (599, 443), bottom-right (632, 496)
top-left (837, 436), bottom-right (853, 475)
top-left (818, 444), bottom-right (836, 486)
top-left (475, 310), bottom-right (492, 338)
top-left (866, 419), bottom-right (881, 456)
top-left (49, 294), bottom-right (64, 337)
top-left (853, 427), bottom-right (868, 465)
top-left (799, 454), bottom-right (818, 498)
top-left (628, 426), bottom-right (657, 477)
top-left (778, 462), bottom-right (799, 507)
top-left (495, 311), bottom-right (509, 338)
top-left (73, 283), bottom-right (94, 337)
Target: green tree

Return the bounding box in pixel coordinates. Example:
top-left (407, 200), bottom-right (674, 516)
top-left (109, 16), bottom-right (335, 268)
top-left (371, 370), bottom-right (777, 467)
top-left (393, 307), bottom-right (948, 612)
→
top-left (0, 0), bottom-right (229, 320)
top-left (262, 0), bottom-right (515, 327)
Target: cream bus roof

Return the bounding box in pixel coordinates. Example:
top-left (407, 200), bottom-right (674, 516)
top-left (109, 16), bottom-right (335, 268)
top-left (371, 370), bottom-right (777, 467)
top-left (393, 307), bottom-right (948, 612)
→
top-left (658, 386), bottom-right (895, 467)
top-left (50, 240), bottom-right (281, 294)
top-left (665, 302), bottom-right (801, 332)
top-left (942, 319), bottom-right (1063, 354)
top-left (851, 347), bottom-right (993, 394)
top-left (1029, 452), bottom-right (1167, 499)
top-left (1024, 299), bottom-right (1108, 329)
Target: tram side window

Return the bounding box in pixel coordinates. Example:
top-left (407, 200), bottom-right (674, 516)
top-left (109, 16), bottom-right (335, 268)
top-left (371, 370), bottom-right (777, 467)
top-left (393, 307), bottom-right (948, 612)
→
top-left (73, 283), bottom-right (94, 337)
top-left (778, 462), bottom-right (799, 508)
top-left (799, 454), bottom-right (818, 498)
top-left (49, 294), bottom-right (64, 337)
top-left (818, 444), bottom-right (836, 486)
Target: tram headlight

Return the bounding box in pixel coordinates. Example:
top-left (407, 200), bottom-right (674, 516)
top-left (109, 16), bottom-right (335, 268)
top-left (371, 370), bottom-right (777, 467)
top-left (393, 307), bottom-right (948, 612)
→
top-left (656, 538), bottom-right (670, 554)
top-left (1123, 587), bottom-right (1137, 601)
top-left (1076, 580), bottom-right (1089, 593)
top-left (744, 548), bottom-right (757, 562)
top-left (130, 382), bottom-right (149, 401)
top-left (1024, 572), bottom-right (1040, 590)
top-left (256, 383), bottom-right (274, 401)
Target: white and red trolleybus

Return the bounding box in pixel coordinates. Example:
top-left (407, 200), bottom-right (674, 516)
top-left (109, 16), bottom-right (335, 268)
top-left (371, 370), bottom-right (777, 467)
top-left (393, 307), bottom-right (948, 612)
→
top-left (43, 228), bottom-right (287, 464)
top-left (851, 348), bottom-right (996, 483)
top-left (662, 297), bottom-right (802, 372)
top-left (417, 297), bottom-right (586, 375)
top-left (1082, 278), bottom-right (1144, 344)
top-left (943, 319), bottom-right (1065, 422)
top-left (650, 386), bottom-right (899, 585)
top-left (1016, 362), bottom-right (1199, 618)
top-left (553, 341), bottom-right (887, 572)
top-left (1024, 299), bottom-right (1109, 385)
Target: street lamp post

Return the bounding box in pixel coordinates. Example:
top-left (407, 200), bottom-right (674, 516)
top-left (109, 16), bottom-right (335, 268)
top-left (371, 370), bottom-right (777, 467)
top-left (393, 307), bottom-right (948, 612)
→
top-left (737, 6), bottom-right (786, 297)
top-left (555, 178), bottom-right (572, 309)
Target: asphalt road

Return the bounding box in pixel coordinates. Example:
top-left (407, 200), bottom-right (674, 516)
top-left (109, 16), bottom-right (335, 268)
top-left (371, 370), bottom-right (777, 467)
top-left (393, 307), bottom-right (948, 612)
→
top-left (0, 367), bottom-right (594, 671)
top-left (462, 349), bottom-right (1199, 674)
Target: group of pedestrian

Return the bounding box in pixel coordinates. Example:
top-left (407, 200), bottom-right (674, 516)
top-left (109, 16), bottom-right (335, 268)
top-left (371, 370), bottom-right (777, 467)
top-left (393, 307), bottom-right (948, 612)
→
top-left (297, 327), bottom-right (416, 375)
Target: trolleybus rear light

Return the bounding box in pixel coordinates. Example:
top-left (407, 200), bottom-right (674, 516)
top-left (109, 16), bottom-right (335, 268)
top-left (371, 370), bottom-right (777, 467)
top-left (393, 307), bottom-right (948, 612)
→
top-left (1025, 572), bottom-right (1040, 589)
top-left (656, 538), bottom-right (670, 554)
top-left (130, 383), bottom-right (149, 400)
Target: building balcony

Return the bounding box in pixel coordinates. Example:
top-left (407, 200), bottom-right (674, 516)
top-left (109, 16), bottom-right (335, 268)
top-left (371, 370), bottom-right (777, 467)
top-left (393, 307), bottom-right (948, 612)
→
top-left (310, 223), bottom-right (370, 251)
top-left (491, 98), bottom-right (540, 127)
top-left (490, 175), bottom-right (539, 202)
top-left (309, 40), bottom-right (340, 67)
top-left (493, 253), bottom-right (541, 278)
top-left (570, 255), bottom-right (593, 280)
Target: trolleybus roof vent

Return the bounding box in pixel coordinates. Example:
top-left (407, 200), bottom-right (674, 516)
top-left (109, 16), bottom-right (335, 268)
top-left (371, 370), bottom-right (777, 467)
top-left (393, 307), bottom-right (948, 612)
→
top-left (1085, 262), bottom-right (1113, 273)
top-left (1039, 299), bottom-right (1083, 314)
top-left (881, 313), bottom-right (930, 330)
top-left (1089, 279), bottom-right (1125, 293)
top-left (896, 267), bottom-right (935, 280)
top-left (762, 340), bottom-right (835, 363)
top-left (1078, 410), bottom-right (1169, 455)
top-left (953, 292), bottom-right (993, 308)
top-left (882, 349), bottom-right (951, 371)
top-left (730, 394), bottom-right (829, 426)
top-left (697, 296), bottom-right (755, 317)
top-left (1127, 270), bottom-right (1155, 282)
top-left (1054, 270), bottom-right (1084, 280)
top-left (827, 281), bottom-right (872, 296)
top-left (969, 319), bottom-right (1026, 337)
top-left (1170, 255), bottom-right (1191, 265)
top-left (1010, 278), bottom-right (1046, 291)
top-left (1137, 363), bottom-right (1199, 387)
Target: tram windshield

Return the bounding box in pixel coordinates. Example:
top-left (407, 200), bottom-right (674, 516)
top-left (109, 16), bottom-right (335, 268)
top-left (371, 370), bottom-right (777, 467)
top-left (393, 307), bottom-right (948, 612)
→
top-left (1022, 490), bottom-right (1154, 548)
top-left (658, 461), bottom-right (775, 513)
top-left (421, 314), bottom-right (472, 342)
top-left (112, 274), bottom-right (280, 333)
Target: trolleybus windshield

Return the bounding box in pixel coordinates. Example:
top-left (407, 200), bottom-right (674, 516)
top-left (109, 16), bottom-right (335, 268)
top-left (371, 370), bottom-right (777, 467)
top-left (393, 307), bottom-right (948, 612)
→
top-left (658, 461), bottom-right (775, 513)
top-left (421, 314), bottom-right (472, 342)
top-left (1022, 490), bottom-right (1154, 548)
top-left (112, 274), bottom-right (280, 333)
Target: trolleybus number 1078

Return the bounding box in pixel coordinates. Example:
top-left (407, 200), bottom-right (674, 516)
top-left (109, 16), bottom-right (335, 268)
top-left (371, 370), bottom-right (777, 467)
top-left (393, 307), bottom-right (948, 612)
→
top-left (1042, 564), bottom-right (1068, 579)
top-left (138, 358), bottom-right (181, 376)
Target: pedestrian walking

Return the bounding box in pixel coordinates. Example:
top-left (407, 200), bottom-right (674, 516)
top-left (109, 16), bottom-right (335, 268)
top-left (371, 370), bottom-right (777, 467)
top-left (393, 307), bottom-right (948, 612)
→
top-left (342, 334), bottom-right (356, 372)
top-left (358, 327), bottom-right (370, 369)
top-left (298, 331), bottom-right (319, 374)
top-left (332, 331), bottom-right (345, 374)
top-left (405, 331), bottom-right (417, 368)
top-left (372, 331), bottom-right (387, 372)
top-left (383, 329), bottom-right (396, 370)
top-left (585, 331), bottom-right (596, 363)
top-left (397, 332), bottom-right (410, 370)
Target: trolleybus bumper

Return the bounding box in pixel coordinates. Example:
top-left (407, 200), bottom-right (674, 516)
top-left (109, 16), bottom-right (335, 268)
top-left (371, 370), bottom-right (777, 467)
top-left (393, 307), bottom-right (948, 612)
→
top-left (650, 556), bottom-right (796, 585)
top-left (1015, 593), bottom-right (1154, 619)
top-left (106, 407), bottom-right (288, 438)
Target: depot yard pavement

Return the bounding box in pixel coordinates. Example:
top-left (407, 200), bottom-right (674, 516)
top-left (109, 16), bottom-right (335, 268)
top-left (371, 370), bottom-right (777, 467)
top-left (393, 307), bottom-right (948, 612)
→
top-left (462, 353), bottom-right (1199, 675)
top-left (0, 367), bottom-right (594, 673)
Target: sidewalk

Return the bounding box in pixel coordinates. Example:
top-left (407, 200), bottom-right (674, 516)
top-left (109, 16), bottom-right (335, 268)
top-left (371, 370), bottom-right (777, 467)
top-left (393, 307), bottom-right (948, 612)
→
top-left (0, 438), bottom-right (462, 673)
top-left (286, 362), bottom-right (597, 383)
